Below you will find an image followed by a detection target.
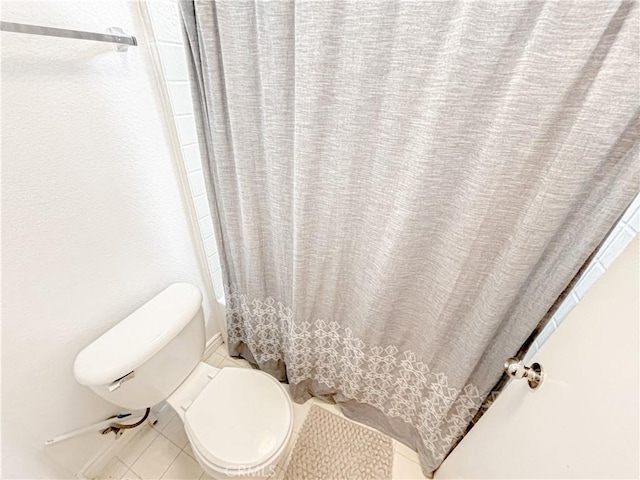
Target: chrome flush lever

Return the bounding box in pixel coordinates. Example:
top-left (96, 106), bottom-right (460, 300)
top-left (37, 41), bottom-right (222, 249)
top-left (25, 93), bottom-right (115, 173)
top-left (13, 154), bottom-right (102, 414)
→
top-left (108, 371), bottom-right (135, 392)
top-left (504, 358), bottom-right (544, 390)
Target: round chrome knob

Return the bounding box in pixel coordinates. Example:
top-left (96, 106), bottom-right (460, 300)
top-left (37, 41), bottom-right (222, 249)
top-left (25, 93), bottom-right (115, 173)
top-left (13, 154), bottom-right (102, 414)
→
top-left (504, 357), bottom-right (544, 390)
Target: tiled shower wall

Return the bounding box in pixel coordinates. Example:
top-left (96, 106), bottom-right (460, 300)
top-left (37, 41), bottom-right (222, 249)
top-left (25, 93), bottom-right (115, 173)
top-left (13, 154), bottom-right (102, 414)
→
top-left (141, 0), bottom-right (639, 359)
top-left (140, 1), bottom-right (224, 302)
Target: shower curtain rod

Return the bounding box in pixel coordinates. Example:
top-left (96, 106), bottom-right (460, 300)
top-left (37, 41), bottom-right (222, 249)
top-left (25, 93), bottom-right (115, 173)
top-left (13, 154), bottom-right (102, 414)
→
top-left (0, 21), bottom-right (137, 50)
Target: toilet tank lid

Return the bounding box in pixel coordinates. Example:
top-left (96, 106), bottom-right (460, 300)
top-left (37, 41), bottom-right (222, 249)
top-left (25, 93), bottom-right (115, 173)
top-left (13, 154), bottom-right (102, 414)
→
top-left (73, 283), bottom-right (203, 387)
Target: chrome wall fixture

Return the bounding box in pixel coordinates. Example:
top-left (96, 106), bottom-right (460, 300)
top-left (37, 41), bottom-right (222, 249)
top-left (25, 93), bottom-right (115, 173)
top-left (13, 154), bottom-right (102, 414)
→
top-left (0, 21), bottom-right (137, 51)
top-left (504, 357), bottom-right (544, 390)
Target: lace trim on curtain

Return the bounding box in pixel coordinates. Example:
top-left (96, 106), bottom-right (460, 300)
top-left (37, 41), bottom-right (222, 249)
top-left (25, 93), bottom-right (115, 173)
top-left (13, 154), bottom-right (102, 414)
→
top-left (226, 286), bottom-right (485, 465)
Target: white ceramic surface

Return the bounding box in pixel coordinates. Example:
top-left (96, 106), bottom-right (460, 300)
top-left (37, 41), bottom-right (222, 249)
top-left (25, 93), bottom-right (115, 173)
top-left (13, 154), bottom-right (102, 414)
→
top-left (74, 284), bottom-right (203, 386)
top-left (184, 368), bottom-right (293, 475)
top-left (76, 284), bottom-right (293, 478)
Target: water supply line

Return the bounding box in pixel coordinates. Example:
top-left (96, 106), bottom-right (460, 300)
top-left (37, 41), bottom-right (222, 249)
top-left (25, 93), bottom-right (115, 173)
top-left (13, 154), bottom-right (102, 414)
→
top-left (44, 408), bottom-right (152, 446)
top-left (101, 407), bottom-right (151, 436)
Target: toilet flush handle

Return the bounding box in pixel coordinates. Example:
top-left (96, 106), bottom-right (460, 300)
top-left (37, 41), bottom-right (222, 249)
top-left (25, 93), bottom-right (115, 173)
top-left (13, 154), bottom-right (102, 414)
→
top-left (108, 371), bottom-right (135, 392)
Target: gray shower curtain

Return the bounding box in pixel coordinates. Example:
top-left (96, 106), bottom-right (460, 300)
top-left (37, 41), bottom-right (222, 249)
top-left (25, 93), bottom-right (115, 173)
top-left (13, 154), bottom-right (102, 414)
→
top-left (180, 1), bottom-right (639, 476)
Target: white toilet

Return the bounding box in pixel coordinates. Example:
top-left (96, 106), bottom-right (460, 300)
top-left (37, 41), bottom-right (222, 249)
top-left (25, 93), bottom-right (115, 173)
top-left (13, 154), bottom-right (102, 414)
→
top-left (73, 283), bottom-right (293, 479)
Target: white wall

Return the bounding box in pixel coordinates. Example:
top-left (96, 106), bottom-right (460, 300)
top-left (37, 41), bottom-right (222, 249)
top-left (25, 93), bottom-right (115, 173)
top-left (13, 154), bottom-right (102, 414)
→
top-left (1, 1), bottom-right (218, 478)
top-left (524, 194), bottom-right (639, 362)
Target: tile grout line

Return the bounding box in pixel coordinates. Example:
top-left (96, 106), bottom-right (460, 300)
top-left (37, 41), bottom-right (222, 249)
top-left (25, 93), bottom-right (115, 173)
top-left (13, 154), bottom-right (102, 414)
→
top-left (138, 428), bottom-right (183, 480)
top-left (156, 417), bottom-right (204, 474)
top-left (157, 449), bottom-right (181, 480)
top-left (180, 443), bottom-right (194, 459)
top-left (118, 427), bottom-right (159, 470)
top-left (155, 39), bottom-right (186, 47)
top-left (157, 428), bottom-right (183, 450)
top-left (623, 223), bottom-right (636, 235)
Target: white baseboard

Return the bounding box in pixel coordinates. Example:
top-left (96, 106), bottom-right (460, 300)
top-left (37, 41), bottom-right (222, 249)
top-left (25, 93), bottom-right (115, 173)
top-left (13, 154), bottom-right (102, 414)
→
top-left (203, 332), bottom-right (224, 359)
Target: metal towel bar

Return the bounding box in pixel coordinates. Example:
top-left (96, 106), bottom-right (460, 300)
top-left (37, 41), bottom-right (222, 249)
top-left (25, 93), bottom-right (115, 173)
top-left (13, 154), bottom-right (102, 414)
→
top-left (0, 21), bottom-right (137, 51)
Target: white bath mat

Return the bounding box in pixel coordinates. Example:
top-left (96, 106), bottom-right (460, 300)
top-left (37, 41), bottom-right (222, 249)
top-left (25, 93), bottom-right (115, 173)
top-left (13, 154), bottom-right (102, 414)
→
top-left (284, 404), bottom-right (394, 480)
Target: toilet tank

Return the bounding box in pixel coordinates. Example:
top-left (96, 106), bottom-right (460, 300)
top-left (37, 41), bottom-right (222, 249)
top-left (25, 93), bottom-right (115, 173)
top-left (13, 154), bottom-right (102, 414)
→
top-left (74, 283), bottom-right (206, 410)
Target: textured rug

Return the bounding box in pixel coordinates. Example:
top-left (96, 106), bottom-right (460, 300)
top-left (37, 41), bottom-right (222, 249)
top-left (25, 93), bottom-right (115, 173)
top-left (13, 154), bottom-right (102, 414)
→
top-left (284, 404), bottom-right (394, 480)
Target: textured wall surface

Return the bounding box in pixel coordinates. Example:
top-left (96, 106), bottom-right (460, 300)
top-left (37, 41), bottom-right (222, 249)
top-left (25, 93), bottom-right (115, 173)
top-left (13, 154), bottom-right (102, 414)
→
top-left (1, 1), bottom-right (217, 478)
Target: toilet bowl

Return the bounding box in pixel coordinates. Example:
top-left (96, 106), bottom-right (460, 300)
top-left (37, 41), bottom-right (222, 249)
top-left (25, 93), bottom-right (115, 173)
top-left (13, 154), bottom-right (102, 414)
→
top-left (73, 283), bottom-right (293, 479)
top-left (167, 363), bottom-right (292, 479)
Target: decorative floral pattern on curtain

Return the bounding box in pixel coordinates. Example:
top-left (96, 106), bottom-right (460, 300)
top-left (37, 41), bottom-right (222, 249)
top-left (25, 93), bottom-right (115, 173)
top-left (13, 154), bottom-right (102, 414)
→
top-left (179, 1), bottom-right (639, 476)
top-left (226, 287), bottom-right (484, 466)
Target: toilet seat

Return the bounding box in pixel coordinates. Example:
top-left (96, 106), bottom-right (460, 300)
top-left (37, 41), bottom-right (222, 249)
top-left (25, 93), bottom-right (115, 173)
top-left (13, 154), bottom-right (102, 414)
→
top-left (183, 367), bottom-right (293, 473)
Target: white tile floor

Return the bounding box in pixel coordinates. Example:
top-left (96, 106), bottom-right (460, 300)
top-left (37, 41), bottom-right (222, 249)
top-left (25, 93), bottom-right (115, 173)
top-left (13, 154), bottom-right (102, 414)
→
top-left (98, 344), bottom-right (427, 480)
